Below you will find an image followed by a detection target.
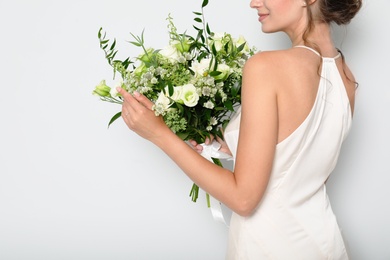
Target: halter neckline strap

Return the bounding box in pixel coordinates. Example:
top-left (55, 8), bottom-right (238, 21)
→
top-left (294, 45), bottom-right (341, 60)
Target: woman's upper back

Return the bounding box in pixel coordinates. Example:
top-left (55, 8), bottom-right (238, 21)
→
top-left (258, 46), bottom-right (356, 145)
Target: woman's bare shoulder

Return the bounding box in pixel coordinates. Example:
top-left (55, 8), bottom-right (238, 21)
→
top-left (243, 49), bottom-right (303, 86)
top-left (245, 49), bottom-right (306, 71)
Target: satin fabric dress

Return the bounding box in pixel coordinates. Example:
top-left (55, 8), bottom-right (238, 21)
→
top-left (224, 46), bottom-right (351, 260)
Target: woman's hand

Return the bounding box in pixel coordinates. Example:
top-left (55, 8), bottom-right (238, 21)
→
top-left (188, 135), bottom-right (232, 156)
top-left (117, 88), bottom-right (169, 141)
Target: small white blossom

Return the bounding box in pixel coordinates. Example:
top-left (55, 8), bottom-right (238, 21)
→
top-left (221, 93), bottom-right (227, 102)
top-left (154, 90), bottom-right (173, 113)
top-left (202, 86), bottom-right (212, 96)
top-left (153, 103), bottom-right (167, 116)
top-left (216, 82), bottom-right (224, 88)
top-left (177, 56), bottom-right (186, 63)
top-left (184, 53), bottom-right (193, 60)
top-left (203, 100), bottom-right (214, 109)
top-left (143, 71), bottom-right (154, 80)
top-left (210, 117), bottom-right (218, 126)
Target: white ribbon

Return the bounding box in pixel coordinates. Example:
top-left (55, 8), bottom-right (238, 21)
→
top-left (200, 140), bottom-right (232, 225)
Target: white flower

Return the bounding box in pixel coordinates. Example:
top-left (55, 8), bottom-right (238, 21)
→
top-left (165, 86), bottom-right (182, 101)
top-left (214, 63), bottom-right (232, 81)
top-left (205, 77), bottom-right (215, 86)
top-left (202, 86), bottom-right (212, 96)
top-left (210, 117), bottom-right (218, 126)
top-left (110, 85), bottom-right (119, 97)
top-left (160, 45), bottom-right (181, 63)
top-left (180, 84), bottom-right (199, 107)
top-left (190, 58), bottom-right (211, 77)
top-left (210, 32), bottom-right (226, 52)
top-left (151, 77), bottom-right (158, 84)
top-left (154, 90), bottom-right (173, 114)
top-left (203, 100), bottom-right (214, 109)
top-left (234, 35), bottom-right (250, 53)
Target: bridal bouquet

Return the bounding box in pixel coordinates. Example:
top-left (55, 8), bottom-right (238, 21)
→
top-left (93, 0), bottom-right (256, 204)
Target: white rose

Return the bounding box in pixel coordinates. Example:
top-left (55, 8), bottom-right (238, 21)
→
top-left (234, 35), bottom-right (250, 53)
top-left (159, 45), bottom-right (180, 63)
top-left (210, 32), bottom-right (226, 52)
top-left (180, 84), bottom-right (199, 107)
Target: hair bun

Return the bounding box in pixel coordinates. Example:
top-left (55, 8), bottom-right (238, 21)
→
top-left (319, 0), bottom-right (363, 25)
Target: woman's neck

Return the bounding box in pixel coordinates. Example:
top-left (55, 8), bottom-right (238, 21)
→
top-left (289, 23), bottom-right (337, 56)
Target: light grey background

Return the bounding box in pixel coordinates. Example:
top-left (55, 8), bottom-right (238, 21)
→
top-left (0, 0), bottom-right (389, 259)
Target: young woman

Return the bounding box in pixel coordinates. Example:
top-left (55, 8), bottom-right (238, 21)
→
top-left (116, 0), bottom-right (362, 258)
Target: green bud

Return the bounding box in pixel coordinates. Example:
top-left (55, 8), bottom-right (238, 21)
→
top-left (174, 38), bottom-right (192, 53)
top-left (138, 48), bottom-right (154, 63)
top-left (93, 80), bottom-right (111, 97)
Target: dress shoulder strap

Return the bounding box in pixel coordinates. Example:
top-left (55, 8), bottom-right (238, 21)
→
top-left (294, 45), bottom-right (341, 60)
top-left (294, 45), bottom-right (321, 57)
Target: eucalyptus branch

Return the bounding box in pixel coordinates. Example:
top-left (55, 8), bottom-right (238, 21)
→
top-left (201, 0), bottom-right (210, 46)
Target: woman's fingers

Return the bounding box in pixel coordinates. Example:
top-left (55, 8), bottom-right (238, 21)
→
top-left (132, 91), bottom-right (154, 111)
top-left (188, 140), bottom-right (204, 153)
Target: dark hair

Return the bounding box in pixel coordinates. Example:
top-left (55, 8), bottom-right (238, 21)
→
top-left (317, 0), bottom-right (363, 25)
top-left (303, 0), bottom-right (363, 43)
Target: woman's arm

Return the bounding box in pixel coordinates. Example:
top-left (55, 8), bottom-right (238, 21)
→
top-left (117, 51), bottom-right (279, 216)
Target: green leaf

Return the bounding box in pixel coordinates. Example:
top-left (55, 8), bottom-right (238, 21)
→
top-left (129, 41), bottom-right (142, 47)
top-left (110, 40), bottom-right (116, 50)
top-left (168, 83), bottom-right (174, 96)
top-left (211, 158), bottom-right (223, 167)
top-left (194, 17), bottom-right (202, 23)
top-left (176, 102), bottom-right (184, 114)
top-left (224, 100), bottom-right (234, 111)
top-left (107, 111), bottom-right (122, 128)
top-left (206, 23), bottom-right (211, 35)
top-left (211, 43), bottom-right (217, 56)
top-left (202, 0), bottom-right (209, 8)
top-left (209, 71), bottom-right (222, 76)
top-left (237, 42), bottom-right (246, 52)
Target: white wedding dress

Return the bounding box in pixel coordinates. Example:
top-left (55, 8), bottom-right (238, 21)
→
top-left (223, 46), bottom-right (351, 260)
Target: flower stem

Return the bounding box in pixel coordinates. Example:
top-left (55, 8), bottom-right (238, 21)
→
top-left (189, 183), bottom-right (199, 202)
top-left (189, 157), bottom-right (223, 206)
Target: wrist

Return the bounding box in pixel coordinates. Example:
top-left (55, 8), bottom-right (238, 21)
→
top-left (149, 126), bottom-right (177, 147)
